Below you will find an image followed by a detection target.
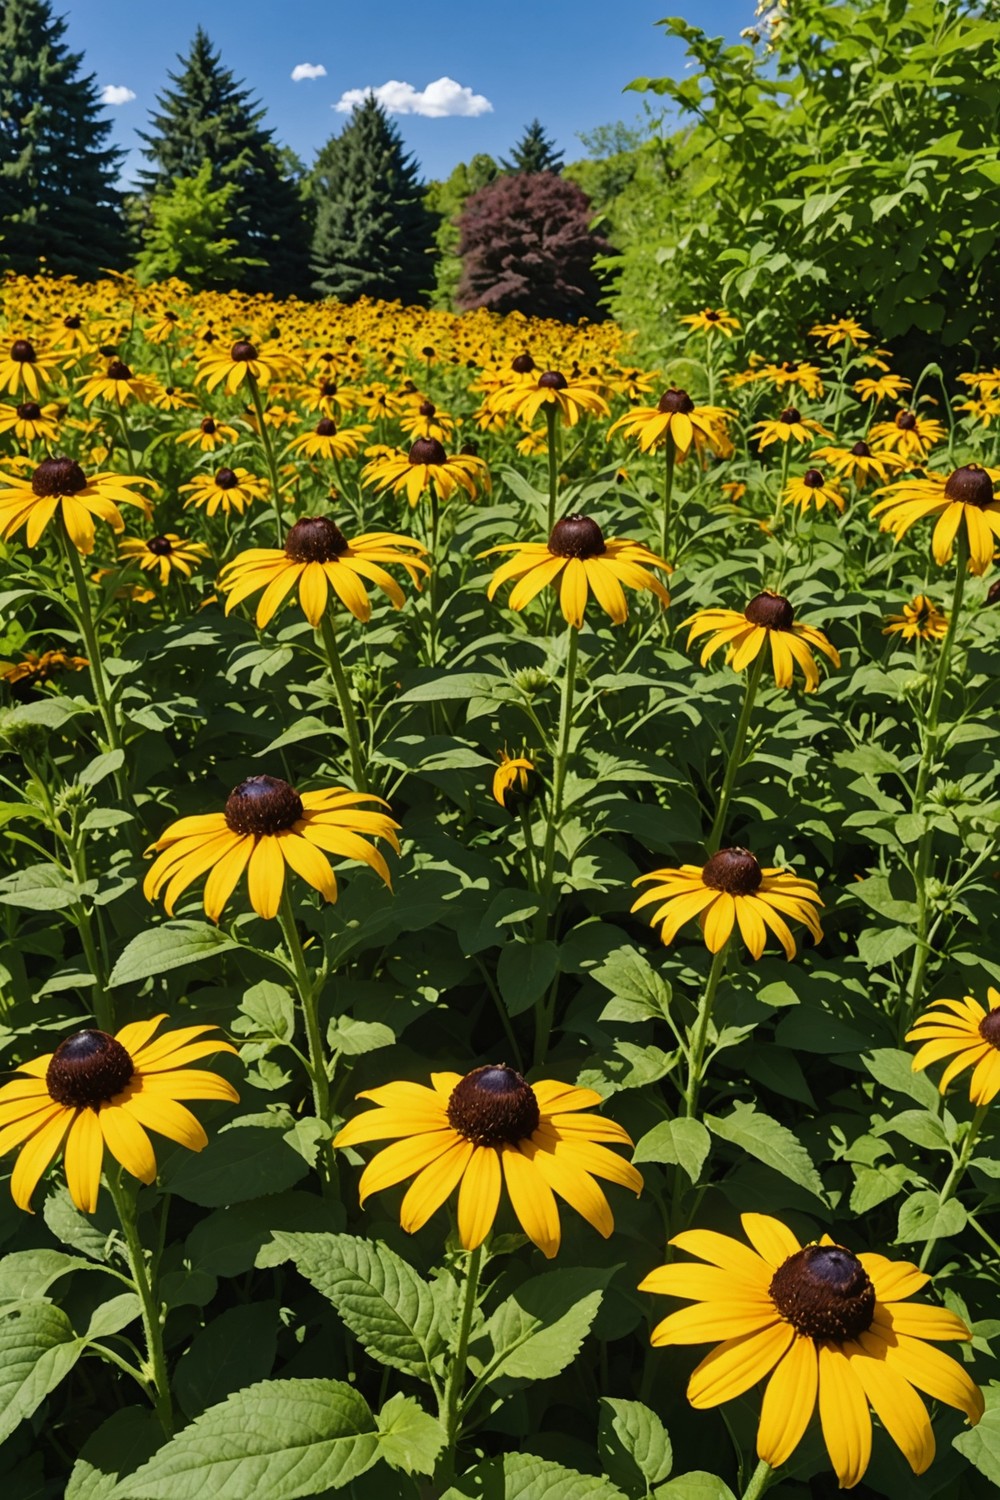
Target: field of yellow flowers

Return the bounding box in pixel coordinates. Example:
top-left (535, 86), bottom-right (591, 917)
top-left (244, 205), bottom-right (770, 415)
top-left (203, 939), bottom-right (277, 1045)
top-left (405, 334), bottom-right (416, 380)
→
top-left (0, 272), bottom-right (999, 1498)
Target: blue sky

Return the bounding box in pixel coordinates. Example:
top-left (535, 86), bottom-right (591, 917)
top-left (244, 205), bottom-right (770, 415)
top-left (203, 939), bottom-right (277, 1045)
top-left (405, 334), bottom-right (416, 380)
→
top-left (65, 0), bottom-right (752, 184)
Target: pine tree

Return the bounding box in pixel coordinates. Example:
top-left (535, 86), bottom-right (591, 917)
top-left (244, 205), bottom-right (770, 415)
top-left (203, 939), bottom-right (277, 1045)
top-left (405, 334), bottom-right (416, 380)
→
top-left (501, 120), bottom-right (564, 175)
top-left (0, 0), bottom-right (124, 277)
top-left (137, 28), bottom-right (309, 296)
top-left (310, 96), bottom-right (435, 305)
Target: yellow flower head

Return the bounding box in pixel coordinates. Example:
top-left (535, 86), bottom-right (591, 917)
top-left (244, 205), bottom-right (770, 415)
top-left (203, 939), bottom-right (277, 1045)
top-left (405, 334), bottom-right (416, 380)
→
top-left (632, 846), bottom-right (823, 959)
top-left (77, 358), bottom-right (156, 408)
top-left (868, 408), bottom-right (946, 460)
top-left (118, 533), bottom-right (210, 586)
top-left (783, 467), bottom-right (845, 514)
top-left (398, 399), bottom-right (455, 443)
top-left (219, 516), bottom-right (428, 628)
top-left (679, 307), bottom-right (740, 337)
top-left (870, 463), bottom-right (1000, 576)
top-left (333, 1063), bottom-right (642, 1258)
top-left (482, 514), bottom-right (671, 630)
top-left (0, 457), bottom-right (154, 554)
top-left (607, 387), bottom-right (733, 461)
top-left (179, 465), bottom-right (269, 517)
top-left (488, 369), bottom-right (610, 428)
top-left (640, 1211), bottom-right (982, 1489)
top-left (1, 649), bottom-right (88, 687)
top-left (906, 989), bottom-right (1000, 1104)
top-left (0, 399), bottom-right (61, 445)
top-left (287, 416), bottom-right (374, 461)
top-left (361, 438), bottom-right (489, 508)
top-left (0, 338), bottom-right (64, 398)
top-left (810, 441), bottom-right (906, 489)
top-left (493, 750), bottom-right (536, 811)
top-left (684, 590), bottom-right (840, 692)
top-left (752, 406), bottom-right (833, 450)
top-left (0, 1018), bottom-right (239, 1213)
top-left (808, 316), bottom-right (872, 346)
top-left (196, 338), bottom-right (301, 394)
top-left (176, 415), bottom-right (241, 452)
top-left (882, 594), bottom-right (948, 643)
top-left (853, 373), bottom-right (912, 404)
top-left (144, 775), bottom-right (400, 922)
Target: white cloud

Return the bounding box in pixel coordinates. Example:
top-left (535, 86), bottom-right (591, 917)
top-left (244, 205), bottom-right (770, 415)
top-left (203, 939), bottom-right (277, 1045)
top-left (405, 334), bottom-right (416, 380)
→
top-left (101, 85), bottom-right (136, 106)
top-left (334, 77), bottom-right (493, 118)
top-left (291, 63), bottom-right (327, 82)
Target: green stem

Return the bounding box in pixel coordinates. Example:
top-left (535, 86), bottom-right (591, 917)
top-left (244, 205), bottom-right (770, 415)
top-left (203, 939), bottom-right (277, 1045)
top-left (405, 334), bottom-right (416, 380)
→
top-left (545, 405), bottom-right (560, 532)
top-left (741, 1457), bottom-right (775, 1500)
top-left (439, 1244), bottom-right (484, 1489)
top-left (518, 803), bottom-right (539, 890)
top-left (685, 943), bottom-right (730, 1117)
top-left (660, 433), bottom-right (676, 560)
top-left (833, 337), bottom-right (852, 427)
top-left (918, 1105), bottom-right (988, 1272)
top-left (707, 651), bottom-right (765, 855)
top-left (247, 373), bottom-right (286, 544)
top-left (108, 1173), bottom-right (173, 1436)
top-left (427, 482), bottom-right (441, 666)
top-left (277, 889), bottom-right (331, 1126)
top-left (318, 612), bottom-right (369, 794)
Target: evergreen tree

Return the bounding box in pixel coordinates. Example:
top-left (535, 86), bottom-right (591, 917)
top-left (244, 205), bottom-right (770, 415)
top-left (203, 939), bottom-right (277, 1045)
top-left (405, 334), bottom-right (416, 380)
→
top-left (134, 161), bottom-right (263, 289)
top-left (137, 28), bottom-right (309, 296)
top-left (501, 119), bottom-right (564, 175)
top-left (310, 97), bottom-right (435, 305)
top-left (0, 0), bottom-right (124, 277)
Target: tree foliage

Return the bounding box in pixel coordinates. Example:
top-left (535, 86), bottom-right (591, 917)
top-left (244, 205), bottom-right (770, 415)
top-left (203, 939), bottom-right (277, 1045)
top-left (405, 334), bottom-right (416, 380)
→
top-left (610, 0), bottom-right (1000, 357)
top-left (134, 161), bottom-right (263, 290)
top-left (137, 27), bottom-right (309, 297)
top-left (456, 172), bottom-right (610, 321)
top-left (501, 119), bottom-right (564, 175)
top-left (0, 0), bottom-right (124, 277)
top-left (424, 154), bottom-right (498, 308)
top-left (310, 96), bottom-right (435, 305)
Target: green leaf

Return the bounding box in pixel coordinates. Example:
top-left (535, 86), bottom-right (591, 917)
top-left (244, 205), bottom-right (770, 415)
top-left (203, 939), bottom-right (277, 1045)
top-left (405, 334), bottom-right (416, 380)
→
top-left (896, 1191), bottom-right (968, 1243)
top-left (236, 980), bottom-right (294, 1042)
top-left (374, 1393), bottom-right (445, 1476)
top-left (654, 1475), bottom-right (736, 1500)
top-left (475, 1266), bottom-right (613, 1384)
top-left (397, 671), bottom-right (502, 704)
top-left (632, 1119), bottom-right (710, 1184)
top-left (327, 1016), bottom-right (396, 1056)
top-left (85, 1294), bottom-right (142, 1340)
top-left (706, 1103), bottom-right (825, 1200)
top-left (113, 1379), bottom-right (379, 1498)
top-left (109, 922), bottom-right (239, 987)
top-left (954, 1383), bottom-right (1000, 1482)
top-left (598, 1398), bottom-right (673, 1496)
top-left (161, 1123), bottom-right (307, 1206)
top-left (442, 1452), bottom-right (629, 1500)
top-left (44, 1183), bottom-right (117, 1260)
top-left (0, 1247), bottom-right (96, 1301)
top-left (497, 940), bottom-right (559, 1017)
top-left (0, 863), bottom-right (81, 910)
top-left (0, 1302), bottom-right (83, 1445)
top-left (593, 947), bottom-right (671, 1023)
top-left (79, 749), bottom-right (126, 789)
top-left (270, 1233), bottom-right (444, 1380)
top-left (66, 1408), bottom-right (164, 1500)
top-left (173, 1302), bottom-right (278, 1420)
top-left (863, 1049), bottom-right (940, 1109)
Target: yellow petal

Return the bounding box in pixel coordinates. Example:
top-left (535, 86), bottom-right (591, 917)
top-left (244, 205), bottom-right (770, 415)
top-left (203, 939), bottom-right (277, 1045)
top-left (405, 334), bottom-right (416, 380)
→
top-left (119, 1094), bottom-right (207, 1152)
top-left (757, 1334), bottom-right (818, 1468)
top-left (99, 1105), bottom-right (157, 1185)
top-left (501, 1142), bottom-right (561, 1258)
top-left (10, 1108), bottom-right (73, 1212)
top-left (687, 1321), bottom-right (795, 1407)
top-left (741, 1213), bottom-right (801, 1268)
top-left (398, 1138), bottom-right (474, 1233)
top-left (817, 1341), bottom-right (872, 1489)
top-left (847, 1340), bottom-right (934, 1476)
top-left (63, 1108), bottom-right (105, 1214)
top-left (247, 835), bottom-right (286, 920)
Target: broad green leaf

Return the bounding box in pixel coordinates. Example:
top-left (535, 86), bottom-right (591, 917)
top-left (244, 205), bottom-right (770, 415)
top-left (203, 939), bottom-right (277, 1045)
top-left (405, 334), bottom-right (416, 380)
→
top-left (235, 980), bottom-right (294, 1042)
top-left (161, 1123), bottom-right (307, 1206)
top-left (113, 1379), bottom-right (378, 1498)
top-left (173, 1302), bottom-right (278, 1420)
top-left (186, 1192), bottom-right (342, 1278)
top-left (655, 1475), bottom-right (736, 1500)
top-left (896, 1191), bottom-right (968, 1244)
top-left (44, 1184), bottom-right (117, 1260)
top-left (592, 947), bottom-right (672, 1023)
top-left (397, 671), bottom-right (502, 704)
top-left (498, 940), bottom-right (559, 1017)
top-left (706, 1103), bottom-right (825, 1201)
top-left (0, 1302), bottom-right (83, 1445)
top-left (0, 863), bottom-right (81, 910)
top-left (109, 922), bottom-right (239, 987)
top-left (632, 1119), bottom-right (710, 1184)
top-left (0, 1247), bottom-right (96, 1301)
top-left (598, 1398), bottom-right (673, 1496)
top-left (79, 749), bottom-right (125, 789)
top-left (66, 1408), bottom-right (164, 1500)
top-left (863, 1049), bottom-right (940, 1109)
top-left (475, 1266), bottom-right (612, 1384)
top-left (442, 1452), bottom-right (629, 1500)
top-left (271, 1232), bottom-right (444, 1379)
top-left (374, 1393), bottom-right (445, 1476)
top-left (954, 1384), bottom-right (1000, 1482)
top-left (327, 1016), bottom-right (396, 1056)
top-left (85, 1294), bottom-right (142, 1340)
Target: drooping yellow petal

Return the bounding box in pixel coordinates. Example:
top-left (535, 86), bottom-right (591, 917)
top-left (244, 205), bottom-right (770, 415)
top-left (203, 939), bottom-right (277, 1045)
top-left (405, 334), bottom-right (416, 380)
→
top-left (399, 1139), bottom-right (475, 1233)
top-left (501, 1142), bottom-right (561, 1258)
top-left (100, 1105), bottom-right (157, 1185)
top-left (63, 1107), bottom-right (105, 1213)
top-left (357, 1131), bottom-right (457, 1204)
top-left (757, 1334), bottom-right (818, 1469)
top-left (456, 1144), bottom-right (503, 1249)
top-left (817, 1341), bottom-right (872, 1490)
top-left (246, 835), bottom-right (286, 919)
top-left (847, 1341), bottom-right (934, 1476)
top-left (687, 1322), bottom-right (795, 1407)
top-left (10, 1108), bottom-right (73, 1212)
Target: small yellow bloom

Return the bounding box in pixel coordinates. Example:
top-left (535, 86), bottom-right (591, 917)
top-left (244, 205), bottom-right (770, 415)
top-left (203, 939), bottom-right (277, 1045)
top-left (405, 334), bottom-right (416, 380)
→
top-left (0, 457), bottom-right (153, 554)
top-left (362, 438), bottom-right (489, 509)
top-left (607, 388), bottom-right (732, 461)
top-left (118, 533), bottom-right (210, 586)
top-left (783, 467), bottom-right (844, 514)
top-left (488, 370), bottom-right (609, 428)
top-left (907, 989), bottom-right (1000, 1103)
top-left (493, 750), bottom-right (536, 810)
top-left (679, 307), bottom-right (740, 337)
top-left (180, 466), bottom-right (268, 518)
top-left (868, 408), bottom-right (946, 460)
top-left (808, 316), bottom-right (872, 346)
top-left (752, 406), bottom-right (833, 450)
top-left (685, 590), bottom-right (840, 692)
top-left (882, 594), bottom-right (948, 642)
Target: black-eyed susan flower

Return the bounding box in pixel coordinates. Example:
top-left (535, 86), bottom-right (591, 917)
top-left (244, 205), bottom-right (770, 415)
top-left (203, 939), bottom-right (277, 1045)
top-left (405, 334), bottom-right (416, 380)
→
top-left (219, 516), bottom-right (428, 628)
top-left (758, 360), bottom-right (826, 401)
top-left (906, 990), bottom-right (1000, 1104)
top-left (0, 339), bottom-right (63, 398)
top-left (287, 417), bottom-right (373, 462)
top-left (1, 649), bottom-right (88, 687)
top-left (176, 416), bottom-right (240, 452)
top-left (483, 514), bottom-right (671, 630)
top-left (679, 307), bottom-right (741, 337)
top-left (956, 395), bottom-right (1000, 430)
top-left (0, 400), bottom-right (61, 444)
top-left (752, 406), bottom-right (833, 451)
top-left (488, 370), bottom-right (610, 428)
top-left (144, 309), bottom-right (181, 344)
top-left (0, 456), bottom-right (154, 554)
top-left (854, 373), bottom-right (912, 404)
top-left (333, 1063), bottom-right (642, 1257)
top-left (684, 590), bottom-right (840, 693)
top-left (362, 437), bottom-right (489, 509)
top-left (783, 467), bottom-right (845, 514)
top-left (493, 750), bottom-right (537, 811)
top-left (0, 1018), bottom-right (238, 1213)
top-left (118, 533), bottom-right (210, 586)
top-left (640, 1212), bottom-right (982, 1489)
top-left (77, 359), bottom-right (156, 408)
top-left (810, 441), bottom-right (906, 488)
top-left (398, 399), bottom-right (455, 443)
top-left (883, 594), bottom-right (948, 643)
top-left (180, 465), bottom-right (268, 518)
top-left (144, 775), bottom-right (400, 922)
top-left (869, 408), bottom-right (946, 460)
top-left (632, 847), bottom-right (823, 958)
top-left (808, 316), bottom-right (872, 346)
top-left (607, 387), bottom-right (733, 461)
top-left (871, 463), bottom-right (1000, 575)
top-left (148, 384), bottom-right (196, 413)
top-left (196, 338), bottom-right (301, 394)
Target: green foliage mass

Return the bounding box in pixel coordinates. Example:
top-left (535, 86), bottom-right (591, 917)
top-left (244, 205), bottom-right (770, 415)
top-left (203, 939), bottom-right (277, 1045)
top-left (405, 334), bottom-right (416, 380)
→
top-left (608, 0), bottom-right (1000, 360)
top-left (134, 162), bottom-right (263, 290)
top-left (310, 96), bottom-right (436, 305)
top-left (425, 154), bottom-right (499, 310)
top-left (0, 0), bottom-right (124, 277)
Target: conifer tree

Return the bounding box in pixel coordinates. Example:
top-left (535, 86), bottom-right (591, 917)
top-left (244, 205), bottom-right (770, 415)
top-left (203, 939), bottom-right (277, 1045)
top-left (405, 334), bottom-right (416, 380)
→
top-left (501, 119), bottom-right (564, 175)
top-left (310, 97), bottom-right (435, 305)
top-left (0, 0), bottom-right (124, 277)
top-left (137, 28), bottom-right (309, 296)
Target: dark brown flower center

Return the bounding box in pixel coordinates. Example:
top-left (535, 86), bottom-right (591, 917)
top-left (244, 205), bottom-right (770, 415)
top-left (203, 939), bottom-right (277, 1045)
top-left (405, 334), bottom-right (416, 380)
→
top-left (32, 457), bottom-right (87, 498)
top-left (538, 370), bottom-right (568, 390)
top-left (319, 379), bottom-right (337, 397)
top-left (511, 353), bottom-right (535, 374)
top-left (944, 464), bottom-right (994, 508)
top-left (231, 340), bottom-right (258, 362)
top-left (447, 1065), bottom-right (540, 1146)
top-left (657, 387), bottom-right (694, 415)
top-left (46, 1030), bottom-right (134, 1109)
top-left (802, 468), bottom-right (824, 488)
top-left (702, 847), bottom-right (762, 895)
top-left (408, 437), bottom-right (447, 466)
top-left (987, 579), bottom-right (1000, 608)
top-left (200, 417), bottom-right (217, 434)
top-left (744, 590), bottom-right (794, 630)
top-left (548, 514), bottom-right (606, 559)
top-left (215, 467), bottom-right (238, 490)
top-left (705, 310), bottom-right (720, 321)
top-left (224, 775), bottom-right (303, 836)
top-left (164, 311), bottom-right (178, 323)
top-left (106, 359), bottom-right (133, 381)
top-left (147, 536), bottom-right (173, 557)
top-left (314, 417), bottom-right (338, 437)
top-left (10, 339), bottom-right (36, 362)
top-left (285, 516), bottom-right (348, 563)
top-left (16, 402), bottom-right (42, 421)
top-left (979, 1008), bottom-right (1000, 1048)
top-left (770, 1245), bottom-right (876, 1341)
top-left (778, 407), bottom-right (801, 425)
top-left (895, 410), bottom-right (917, 430)
top-left (850, 441), bottom-right (871, 457)
top-left (418, 400), bottom-right (436, 417)
top-left (64, 315), bottom-right (82, 329)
